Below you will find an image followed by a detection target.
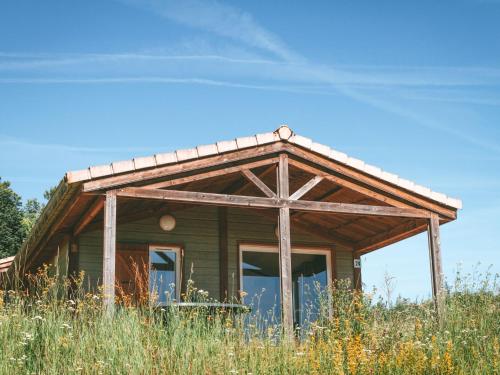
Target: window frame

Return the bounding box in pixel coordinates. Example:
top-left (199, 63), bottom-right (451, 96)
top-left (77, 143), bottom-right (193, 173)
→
top-left (148, 244), bottom-right (182, 303)
top-left (238, 243), bottom-right (333, 300)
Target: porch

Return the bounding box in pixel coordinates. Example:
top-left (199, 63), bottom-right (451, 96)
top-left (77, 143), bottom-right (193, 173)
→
top-left (10, 126), bottom-right (460, 334)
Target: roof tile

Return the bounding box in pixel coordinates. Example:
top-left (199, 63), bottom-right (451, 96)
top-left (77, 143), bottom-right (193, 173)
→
top-left (66, 168), bottom-right (91, 183)
top-left (155, 152), bottom-right (178, 165)
top-left (256, 132), bottom-right (279, 145)
top-left (236, 136), bottom-right (258, 149)
top-left (310, 142), bottom-right (331, 158)
top-left (346, 157), bottom-right (365, 170)
top-left (364, 164), bottom-right (383, 178)
top-left (289, 134), bottom-right (313, 149)
top-left (112, 159), bottom-right (135, 174)
top-left (90, 164), bottom-right (113, 178)
top-left (176, 148), bottom-right (199, 162)
top-left (196, 144), bottom-right (219, 157)
top-left (216, 140), bottom-right (238, 153)
top-left (329, 149), bottom-right (348, 163)
top-left (133, 156), bottom-right (156, 170)
top-left (381, 171), bottom-right (400, 185)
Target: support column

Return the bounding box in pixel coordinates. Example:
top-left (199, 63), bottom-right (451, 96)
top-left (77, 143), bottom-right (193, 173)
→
top-left (218, 207), bottom-right (229, 301)
top-left (353, 254), bottom-right (362, 292)
top-left (428, 212), bottom-right (444, 316)
top-left (277, 153), bottom-right (293, 336)
top-left (103, 190), bottom-right (117, 314)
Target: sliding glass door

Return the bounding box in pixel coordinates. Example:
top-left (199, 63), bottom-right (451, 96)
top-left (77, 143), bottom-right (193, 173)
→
top-left (240, 245), bottom-right (331, 327)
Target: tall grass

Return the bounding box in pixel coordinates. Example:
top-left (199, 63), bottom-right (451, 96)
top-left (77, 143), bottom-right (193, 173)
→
top-left (0, 266), bottom-right (499, 374)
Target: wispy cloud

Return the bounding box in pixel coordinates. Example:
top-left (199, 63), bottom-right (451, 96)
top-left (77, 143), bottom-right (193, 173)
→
top-left (2, 51), bottom-right (500, 88)
top-left (121, 0), bottom-right (300, 62)
top-left (2, 1), bottom-right (500, 153)
top-left (0, 135), bottom-right (159, 154)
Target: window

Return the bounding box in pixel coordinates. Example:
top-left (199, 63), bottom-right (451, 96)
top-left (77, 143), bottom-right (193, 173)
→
top-left (149, 245), bottom-right (181, 304)
top-left (240, 244), bottom-right (332, 327)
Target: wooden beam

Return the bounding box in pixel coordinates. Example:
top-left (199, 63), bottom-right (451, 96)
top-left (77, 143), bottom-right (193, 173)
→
top-left (218, 207), bottom-right (228, 301)
top-left (354, 220), bottom-right (427, 255)
top-left (118, 187), bottom-right (281, 209)
top-left (353, 254), bottom-right (362, 292)
top-left (117, 187), bottom-right (431, 218)
top-left (287, 200), bottom-right (431, 219)
top-left (83, 143), bottom-right (283, 192)
top-left (428, 212), bottom-right (444, 315)
top-left (142, 158), bottom-right (278, 190)
top-left (289, 175), bottom-right (323, 200)
top-left (103, 190), bottom-right (117, 314)
top-left (284, 145), bottom-right (457, 219)
top-left (241, 169), bottom-right (277, 198)
top-left (73, 197), bottom-right (105, 236)
top-left (277, 154), bottom-right (293, 337)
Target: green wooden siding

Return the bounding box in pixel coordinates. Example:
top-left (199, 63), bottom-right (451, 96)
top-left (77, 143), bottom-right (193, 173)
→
top-left (78, 206), bottom-right (355, 298)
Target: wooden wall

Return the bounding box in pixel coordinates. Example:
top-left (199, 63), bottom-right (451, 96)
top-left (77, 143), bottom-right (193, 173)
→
top-left (78, 206), bottom-right (354, 298)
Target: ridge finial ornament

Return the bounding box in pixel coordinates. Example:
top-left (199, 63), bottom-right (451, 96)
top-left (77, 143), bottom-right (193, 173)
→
top-left (276, 125), bottom-right (293, 140)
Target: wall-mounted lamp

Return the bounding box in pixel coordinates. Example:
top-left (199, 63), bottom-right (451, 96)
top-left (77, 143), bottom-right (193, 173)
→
top-left (159, 214), bottom-right (176, 232)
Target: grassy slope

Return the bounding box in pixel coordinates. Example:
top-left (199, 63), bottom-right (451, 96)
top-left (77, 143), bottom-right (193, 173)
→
top-left (0, 269), bottom-right (498, 375)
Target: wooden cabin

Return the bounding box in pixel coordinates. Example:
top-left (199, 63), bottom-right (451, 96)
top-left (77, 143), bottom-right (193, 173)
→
top-left (8, 126), bottom-right (461, 331)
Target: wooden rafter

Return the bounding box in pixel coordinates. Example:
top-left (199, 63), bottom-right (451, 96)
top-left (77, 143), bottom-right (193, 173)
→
top-left (241, 169), bottom-right (277, 198)
top-left (289, 175), bottom-right (323, 200)
top-left (354, 220), bottom-right (428, 255)
top-left (142, 157), bottom-right (278, 190)
top-left (73, 196), bottom-right (105, 236)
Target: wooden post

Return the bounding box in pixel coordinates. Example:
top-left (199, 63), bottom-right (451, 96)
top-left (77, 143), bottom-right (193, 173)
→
top-left (218, 207), bottom-right (229, 301)
top-left (277, 153), bottom-right (294, 336)
top-left (103, 190), bottom-right (117, 314)
top-left (353, 254), bottom-right (362, 292)
top-left (428, 212), bottom-right (444, 317)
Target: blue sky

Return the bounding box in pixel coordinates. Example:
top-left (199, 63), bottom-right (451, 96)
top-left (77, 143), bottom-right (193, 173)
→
top-left (1, 0), bottom-right (499, 300)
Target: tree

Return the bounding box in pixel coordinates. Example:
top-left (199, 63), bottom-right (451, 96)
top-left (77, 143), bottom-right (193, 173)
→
top-left (22, 198), bottom-right (43, 234)
top-left (43, 186), bottom-right (57, 202)
top-left (0, 178), bottom-right (26, 258)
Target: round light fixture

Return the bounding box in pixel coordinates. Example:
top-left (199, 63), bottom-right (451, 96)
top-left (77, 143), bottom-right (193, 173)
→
top-left (159, 214), bottom-right (176, 231)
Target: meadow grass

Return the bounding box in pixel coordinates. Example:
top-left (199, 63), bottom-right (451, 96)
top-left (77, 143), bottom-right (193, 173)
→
top-left (0, 267), bottom-right (498, 374)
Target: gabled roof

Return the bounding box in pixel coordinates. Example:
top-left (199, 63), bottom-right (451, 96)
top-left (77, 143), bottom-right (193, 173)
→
top-left (9, 125), bottom-right (462, 277)
top-left (66, 125), bottom-right (462, 209)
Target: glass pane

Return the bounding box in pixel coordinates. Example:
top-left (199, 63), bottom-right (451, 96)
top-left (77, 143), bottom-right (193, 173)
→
top-left (292, 253), bottom-right (328, 327)
top-left (242, 251), bottom-right (281, 324)
top-left (241, 249), bottom-right (329, 328)
top-left (149, 250), bottom-right (176, 303)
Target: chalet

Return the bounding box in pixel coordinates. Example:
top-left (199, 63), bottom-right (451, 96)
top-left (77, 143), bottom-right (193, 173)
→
top-left (7, 126), bottom-right (461, 332)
